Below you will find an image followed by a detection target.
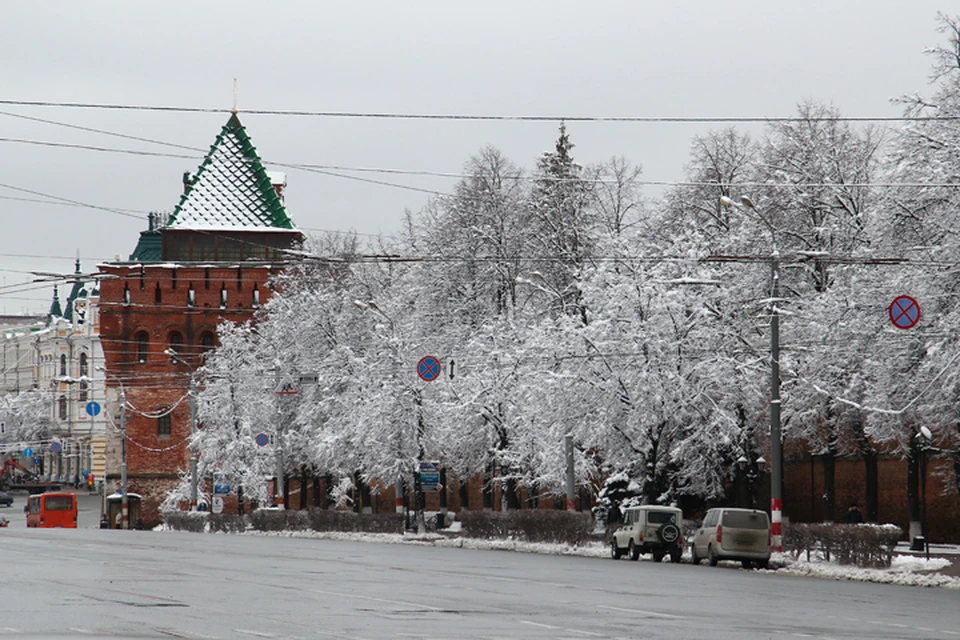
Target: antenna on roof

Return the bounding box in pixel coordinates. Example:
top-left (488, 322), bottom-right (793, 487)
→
top-left (232, 78), bottom-right (238, 115)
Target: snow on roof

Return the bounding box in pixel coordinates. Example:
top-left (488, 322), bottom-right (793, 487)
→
top-left (166, 114), bottom-right (295, 232)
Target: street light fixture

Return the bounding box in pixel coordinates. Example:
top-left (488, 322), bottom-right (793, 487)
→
top-left (96, 366), bottom-right (128, 529)
top-left (165, 348), bottom-right (199, 511)
top-left (720, 194), bottom-right (783, 551)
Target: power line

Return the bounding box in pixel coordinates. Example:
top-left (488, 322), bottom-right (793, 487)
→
top-left (2, 99), bottom-right (959, 123)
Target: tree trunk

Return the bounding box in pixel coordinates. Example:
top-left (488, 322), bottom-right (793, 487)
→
top-left (821, 452), bottom-right (835, 522)
top-left (907, 447), bottom-right (922, 541)
top-left (864, 450), bottom-right (879, 522)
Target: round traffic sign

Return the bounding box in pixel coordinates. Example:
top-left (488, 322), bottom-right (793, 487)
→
top-left (889, 295), bottom-right (920, 330)
top-left (417, 356), bottom-right (441, 382)
top-left (23, 447), bottom-right (33, 459)
top-left (50, 442), bottom-right (62, 454)
top-left (255, 433), bottom-right (269, 447)
top-left (86, 401), bottom-right (101, 417)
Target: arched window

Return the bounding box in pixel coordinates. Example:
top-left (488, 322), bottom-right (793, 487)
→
top-left (79, 353), bottom-right (88, 377)
top-left (169, 331), bottom-right (183, 361)
top-left (59, 354), bottom-right (67, 376)
top-left (58, 396), bottom-right (68, 420)
top-left (200, 332), bottom-right (215, 354)
top-left (136, 331), bottom-right (149, 364)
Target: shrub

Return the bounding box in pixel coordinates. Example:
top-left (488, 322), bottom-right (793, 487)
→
top-left (459, 510), bottom-right (593, 546)
top-left (161, 510), bottom-right (208, 533)
top-left (784, 522), bottom-right (902, 568)
top-left (207, 514), bottom-right (248, 533)
top-left (250, 508), bottom-right (309, 532)
top-left (306, 509), bottom-right (404, 534)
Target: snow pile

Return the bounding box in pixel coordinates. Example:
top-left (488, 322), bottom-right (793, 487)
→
top-left (240, 528), bottom-right (960, 588)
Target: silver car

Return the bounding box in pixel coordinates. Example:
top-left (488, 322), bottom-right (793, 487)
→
top-left (691, 507), bottom-right (770, 569)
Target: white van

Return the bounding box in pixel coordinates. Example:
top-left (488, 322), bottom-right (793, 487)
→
top-left (691, 507), bottom-right (770, 569)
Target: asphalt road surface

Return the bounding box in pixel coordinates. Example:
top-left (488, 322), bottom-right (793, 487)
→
top-left (0, 515), bottom-right (958, 640)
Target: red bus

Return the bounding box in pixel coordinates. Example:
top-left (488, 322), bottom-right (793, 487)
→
top-left (25, 492), bottom-right (77, 528)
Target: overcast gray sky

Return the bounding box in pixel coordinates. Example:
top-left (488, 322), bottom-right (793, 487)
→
top-left (0, 1), bottom-right (951, 314)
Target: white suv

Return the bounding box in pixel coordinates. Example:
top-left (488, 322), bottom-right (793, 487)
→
top-left (610, 505), bottom-right (684, 563)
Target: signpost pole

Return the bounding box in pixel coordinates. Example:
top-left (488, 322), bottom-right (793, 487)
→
top-left (120, 386), bottom-right (128, 530)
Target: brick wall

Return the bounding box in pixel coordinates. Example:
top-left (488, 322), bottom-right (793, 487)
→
top-left (99, 263), bottom-right (280, 526)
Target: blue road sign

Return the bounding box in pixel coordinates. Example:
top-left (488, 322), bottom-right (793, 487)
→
top-left (50, 442), bottom-right (62, 454)
top-left (418, 461), bottom-right (442, 492)
top-left (255, 433), bottom-right (269, 447)
top-left (889, 295), bottom-right (920, 330)
top-left (86, 401), bottom-right (101, 417)
top-left (417, 356), bottom-right (441, 382)
top-left (23, 447), bottom-right (33, 458)
top-left (33, 457), bottom-right (40, 466)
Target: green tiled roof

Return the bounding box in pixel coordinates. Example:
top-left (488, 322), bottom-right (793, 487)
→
top-left (166, 113), bottom-right (295, 231)
top-left (129, 229), bottom-right (162, 262)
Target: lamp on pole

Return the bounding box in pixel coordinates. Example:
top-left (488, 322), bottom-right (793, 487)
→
top-left (720, 194), bottom-right (783, 551)
top-left (165, 349), bottom-right (199, 510)
top-left (97, 366), bottom-right (128, 529)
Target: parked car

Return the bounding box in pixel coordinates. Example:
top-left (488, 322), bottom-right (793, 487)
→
top-left (0, 491), bottom-right (13, 507)
top-left (610, 505), bottom-right (684, 563)
top-left (691, 507), bottom-right (771, 569)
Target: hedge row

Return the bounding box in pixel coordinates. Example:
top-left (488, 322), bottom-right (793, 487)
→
top-left (459, 510), bottom-right (593, 545)
top-left (161, 508), bottom-right (404, 534)
top-left (783, 523), bottom-right (902, 568)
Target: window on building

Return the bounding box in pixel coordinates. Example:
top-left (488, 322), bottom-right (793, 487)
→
top-left (79, 353), bottom-right (88, 377)
top-left (220, 284), bottom-right (228, 309)
top-left (252, 285), bottom-right (260, 308)
top-left (136, 331), bottom-right (149, 364)
top-left (59, 354), bottom-right (67, 377)
top-left (79, 380), bottom-right (88, 403)
top-left (154, 282), bottom-right (162, 305)
top-left (200, 332), bottom-right (215, 354)
top-left (169, 332), bottom-right (183, 361)
top-left (58, 396), bottom-right (67, 420)
top-left (187, 285), bottom-right (196, 307)
top-left (123, 283), bottom-right (131, 306)
top-left (158, 413), bottom-right (171, 437)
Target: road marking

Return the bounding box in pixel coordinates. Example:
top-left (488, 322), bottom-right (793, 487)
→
top-left (598, 604), bottom-right (684, 619)
top-left (233, 630), bottom-right (278, 638)
top-left (519, 621), bottom-right (603, 637)
top-left (308, 587), bottom-right (445, 612)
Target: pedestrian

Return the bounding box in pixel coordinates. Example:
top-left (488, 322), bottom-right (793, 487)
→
top-left (845, 502), bottom-right (864, 524)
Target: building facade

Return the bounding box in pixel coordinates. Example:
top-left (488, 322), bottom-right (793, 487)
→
top-left (98, 113), bottom-right (302, 525)
top-left (0, 272), bottom-right (107, 489)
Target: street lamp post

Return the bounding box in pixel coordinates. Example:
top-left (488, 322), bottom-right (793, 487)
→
top-left (720, 195), bottom-right (783, 551)
top-left (97, 367), bottom-right (128, 529)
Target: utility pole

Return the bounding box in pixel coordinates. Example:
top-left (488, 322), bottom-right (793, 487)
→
top-left (769, 253), bottom-right (782, 551)
top-left (564, 434), bottom-right (575, 511)
top-left (189, 376), bottom-right (198, 510)
top-left (274, 368), bottom-right (285, 509)
top-left (120, 385), bottom-right (128, 529)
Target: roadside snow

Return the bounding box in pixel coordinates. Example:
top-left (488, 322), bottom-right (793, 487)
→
top-left (239, 528), bottom-right (960, 589)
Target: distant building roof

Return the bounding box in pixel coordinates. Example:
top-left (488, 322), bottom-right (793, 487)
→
top-left (166, 113), bottom-right (295, 231)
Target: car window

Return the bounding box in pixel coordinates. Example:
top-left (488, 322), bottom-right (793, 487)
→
top-left (704, 510), bottom-right (718, 527)
top-left (722, 511), bottom-right (769, 529)
top-left (647, 511), bottom-right (676, 524)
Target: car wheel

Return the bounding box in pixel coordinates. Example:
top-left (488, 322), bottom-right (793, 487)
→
top-left (691, 545), bottom-right (701, 565)
top-left (610, 539), bottom-right (622, 560)
top-left (670, 548), bottom-right (682, 564)
top-left (708, 545), bottom-right (719, 567)
top-left (756, 559), bottom-right (769, 570)
top-left (629, 540), bottom-right (640, 561)
top-left (741, 560), bottom-right (753, 569)
top-left (652, 549), bottom-right (665, 563)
